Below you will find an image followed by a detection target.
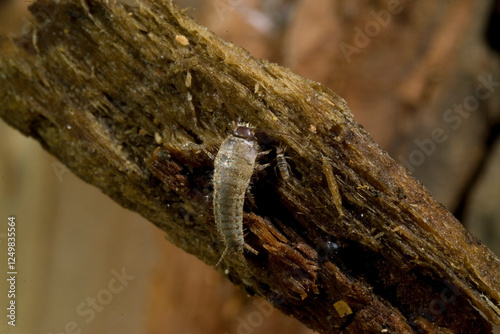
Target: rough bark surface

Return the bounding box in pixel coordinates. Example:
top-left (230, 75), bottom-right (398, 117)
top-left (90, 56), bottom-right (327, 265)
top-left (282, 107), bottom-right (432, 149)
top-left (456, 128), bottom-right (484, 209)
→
top-left (0, 1), bottom-right (499, 333)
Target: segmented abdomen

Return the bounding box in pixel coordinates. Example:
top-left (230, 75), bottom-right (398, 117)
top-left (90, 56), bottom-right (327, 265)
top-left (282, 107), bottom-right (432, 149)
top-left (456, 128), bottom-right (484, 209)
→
top-left (276, 146), bottom-right (290, 180)
top-left (213, 135), bottom-right (258, 255)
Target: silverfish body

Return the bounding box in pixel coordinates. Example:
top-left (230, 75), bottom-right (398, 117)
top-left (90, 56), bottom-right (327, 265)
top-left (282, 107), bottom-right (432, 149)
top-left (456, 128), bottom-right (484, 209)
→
top-left (213, 126), bottom-right (259, 265)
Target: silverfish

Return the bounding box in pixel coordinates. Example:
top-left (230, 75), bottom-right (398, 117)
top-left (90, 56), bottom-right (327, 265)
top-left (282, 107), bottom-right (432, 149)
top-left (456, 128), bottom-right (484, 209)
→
top-left (213, 125), bottom-right (259, 266)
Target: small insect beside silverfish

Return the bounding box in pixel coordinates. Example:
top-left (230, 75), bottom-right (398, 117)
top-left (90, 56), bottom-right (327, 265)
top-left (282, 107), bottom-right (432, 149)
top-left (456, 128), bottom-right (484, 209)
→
top-left (213, 125), bottom-right (260, 266)
top-left (275, 146), bottom-right (291, 180)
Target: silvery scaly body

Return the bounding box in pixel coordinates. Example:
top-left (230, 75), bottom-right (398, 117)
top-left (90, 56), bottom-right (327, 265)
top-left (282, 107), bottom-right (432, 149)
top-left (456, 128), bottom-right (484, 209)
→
top-left (213, 127), bottom-right (259, 265)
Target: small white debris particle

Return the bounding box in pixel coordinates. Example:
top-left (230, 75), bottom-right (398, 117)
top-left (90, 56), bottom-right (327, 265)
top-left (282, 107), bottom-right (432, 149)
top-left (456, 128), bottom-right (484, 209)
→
top-left (254, 83), bottom-right (259, 94)
top-left (175, 35), bottom-right (189, 46)
top-left (154, 132), bottom-right (162, 144)
top-left (185, 71), bottom-right (192, 87)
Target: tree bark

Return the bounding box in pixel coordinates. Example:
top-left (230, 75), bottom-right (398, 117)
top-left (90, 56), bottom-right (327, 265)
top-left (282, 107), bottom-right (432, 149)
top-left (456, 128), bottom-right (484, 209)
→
top-left (0, 1), bottom-right (499, 333)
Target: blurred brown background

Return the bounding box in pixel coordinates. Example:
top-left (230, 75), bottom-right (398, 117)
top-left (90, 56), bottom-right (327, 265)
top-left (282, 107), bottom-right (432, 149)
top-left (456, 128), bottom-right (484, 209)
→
top-left (1, 0), bottom-right (499, 333)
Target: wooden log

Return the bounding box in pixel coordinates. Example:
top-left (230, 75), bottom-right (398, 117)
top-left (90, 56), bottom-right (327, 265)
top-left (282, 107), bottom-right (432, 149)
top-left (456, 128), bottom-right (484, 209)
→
top-left (0, 0), bottom-right (499, 332)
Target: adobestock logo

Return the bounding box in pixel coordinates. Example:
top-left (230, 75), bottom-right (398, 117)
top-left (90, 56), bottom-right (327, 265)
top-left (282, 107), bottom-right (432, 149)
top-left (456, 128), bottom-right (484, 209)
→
top-left (410, 281), bottom-right (461, 333)
top-left (339, 0), bottom-right (413, 63)
top-left (7, 1), bottom-right (59, 45)
top-left (225, 298), bottom-right (275, 334)
top-left (47, 268), bottom-right (135, 334)
top-left (398, 74), bottom-right (500, 174)
top-left (213, 0), bottom-right (244, 21)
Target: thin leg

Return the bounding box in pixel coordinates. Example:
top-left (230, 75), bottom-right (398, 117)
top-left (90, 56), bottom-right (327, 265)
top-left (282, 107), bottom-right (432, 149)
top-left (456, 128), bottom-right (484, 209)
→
top-left (215, 246), bottom-right (228, 267)
top-left (244, 243), bottom-right (259, 255)
top-left (257, 149), bottom-right (272, 158)
top-left (255, 162), bottom-right (271, 172)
